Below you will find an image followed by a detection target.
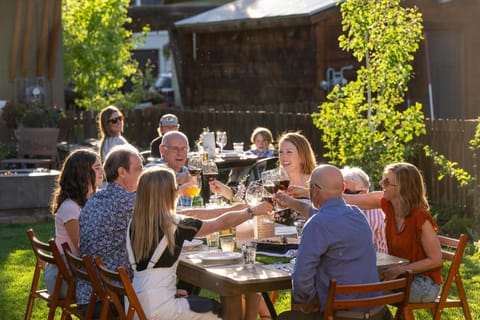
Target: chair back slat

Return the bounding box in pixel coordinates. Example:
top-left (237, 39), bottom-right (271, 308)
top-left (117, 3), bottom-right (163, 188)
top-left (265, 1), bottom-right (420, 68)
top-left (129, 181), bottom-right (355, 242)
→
top-left (324, 271), bottom-right (413, 320)
top-left (94, 257), bottom-right (147, 320)
top-left (404, 234), bottom-right (472, 320)
top-left (62, 242), bottom-right (109, 319)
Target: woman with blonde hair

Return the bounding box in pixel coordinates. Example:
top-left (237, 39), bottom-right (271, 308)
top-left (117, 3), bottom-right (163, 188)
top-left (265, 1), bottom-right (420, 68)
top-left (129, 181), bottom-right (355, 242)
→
top-left (278, 131), bottom-right (316, 188)
top-left (345, 162), bottom-right (443, 303)
top-left (127, 167), bottom-right (272, 320)
top-left (98, 105), bottom-right (130, 161)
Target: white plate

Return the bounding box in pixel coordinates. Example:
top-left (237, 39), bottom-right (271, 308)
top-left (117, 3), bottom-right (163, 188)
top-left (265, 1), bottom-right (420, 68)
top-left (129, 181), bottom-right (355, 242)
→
top-left (183, 239), bottom-right (204, 248)
top-left (195, 251), bottom-right (242, 263)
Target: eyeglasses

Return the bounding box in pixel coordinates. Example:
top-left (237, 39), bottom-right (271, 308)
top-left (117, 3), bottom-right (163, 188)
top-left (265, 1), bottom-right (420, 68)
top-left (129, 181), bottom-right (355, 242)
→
top-left (344, 189), bottom-right (362, 195)
top-left (108, 115), bottom-right (124, 124)
top-left (307, 181), bottom-right (323, 191)
top-left (163, 145), bottom-right (189, 154)
top-left (380, 177), bottom-right (397, 187)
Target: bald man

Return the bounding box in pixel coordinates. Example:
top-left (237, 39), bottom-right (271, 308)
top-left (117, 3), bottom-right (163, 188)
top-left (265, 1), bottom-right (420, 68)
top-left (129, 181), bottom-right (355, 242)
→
top-left (275, 165), bottom-right (388, 319)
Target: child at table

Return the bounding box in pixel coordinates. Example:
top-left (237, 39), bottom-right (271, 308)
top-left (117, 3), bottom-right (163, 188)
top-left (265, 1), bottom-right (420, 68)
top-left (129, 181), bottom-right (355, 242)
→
top-left (127, 167), bottom-right (272, 320)
top-left (228, 127), bottom-right (276, 186)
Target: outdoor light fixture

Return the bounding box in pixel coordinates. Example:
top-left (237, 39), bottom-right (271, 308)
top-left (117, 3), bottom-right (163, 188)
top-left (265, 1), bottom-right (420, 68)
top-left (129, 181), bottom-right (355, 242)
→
top-left (319, 65), bottom-right (353, 93)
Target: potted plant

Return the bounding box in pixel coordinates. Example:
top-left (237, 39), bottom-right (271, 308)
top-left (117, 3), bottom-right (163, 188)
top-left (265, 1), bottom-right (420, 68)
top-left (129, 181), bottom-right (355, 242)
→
top-left (1, 101), bottom-right (64, 129)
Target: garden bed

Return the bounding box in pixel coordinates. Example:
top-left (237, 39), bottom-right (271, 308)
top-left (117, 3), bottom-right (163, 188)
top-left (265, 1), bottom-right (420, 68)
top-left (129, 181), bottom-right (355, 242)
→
top-left (0, 168), bottom-right (59, 224)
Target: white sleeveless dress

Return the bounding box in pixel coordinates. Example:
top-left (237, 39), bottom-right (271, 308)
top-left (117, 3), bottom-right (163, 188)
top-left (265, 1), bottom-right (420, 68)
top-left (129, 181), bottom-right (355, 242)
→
top-left (126, 224), bottom-right (221, 320)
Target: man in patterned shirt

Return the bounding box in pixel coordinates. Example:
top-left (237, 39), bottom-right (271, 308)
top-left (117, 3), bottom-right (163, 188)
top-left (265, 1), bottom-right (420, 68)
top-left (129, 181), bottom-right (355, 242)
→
top-left (77, 144), bottom-right (143, 314)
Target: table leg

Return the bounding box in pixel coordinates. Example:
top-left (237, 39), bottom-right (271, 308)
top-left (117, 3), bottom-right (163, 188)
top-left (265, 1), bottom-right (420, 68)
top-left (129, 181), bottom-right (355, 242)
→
top-left (221, 295), bottom-right (243, 320)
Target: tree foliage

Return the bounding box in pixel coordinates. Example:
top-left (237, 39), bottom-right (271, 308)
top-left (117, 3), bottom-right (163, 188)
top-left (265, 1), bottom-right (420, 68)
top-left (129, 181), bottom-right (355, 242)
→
top-left (63, 0), bottom-right (148, 111)
top-left (312, 0), bottom-right (425, 185)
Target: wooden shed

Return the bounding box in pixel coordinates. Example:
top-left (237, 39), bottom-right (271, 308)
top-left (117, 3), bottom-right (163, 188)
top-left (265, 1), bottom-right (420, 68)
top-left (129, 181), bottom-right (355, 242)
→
top-left (170, 0), bottom-right (480, 119)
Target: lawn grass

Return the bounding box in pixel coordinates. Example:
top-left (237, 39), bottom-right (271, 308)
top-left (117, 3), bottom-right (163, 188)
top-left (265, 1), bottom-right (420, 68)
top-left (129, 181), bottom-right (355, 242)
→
top-left (1, 221), bottom-right (479, 319)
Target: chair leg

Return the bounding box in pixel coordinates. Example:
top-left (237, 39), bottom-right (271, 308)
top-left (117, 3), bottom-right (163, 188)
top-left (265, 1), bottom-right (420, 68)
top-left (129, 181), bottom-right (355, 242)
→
top-left (261, 292), bottom-right (277, 319)
top-left (24, 265), bottom-right (42, 320)
top-left (455, 273), bottom-right (472, 320)
top-left (403, 307), bottom-right (415, 320)
top-left (24, 292), bottom-right (36, 320)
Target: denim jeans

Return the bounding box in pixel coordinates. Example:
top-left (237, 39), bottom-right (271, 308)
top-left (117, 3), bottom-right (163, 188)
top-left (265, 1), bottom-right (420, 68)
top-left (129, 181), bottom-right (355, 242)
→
top-left (409, 274), bottom-right (440, 303)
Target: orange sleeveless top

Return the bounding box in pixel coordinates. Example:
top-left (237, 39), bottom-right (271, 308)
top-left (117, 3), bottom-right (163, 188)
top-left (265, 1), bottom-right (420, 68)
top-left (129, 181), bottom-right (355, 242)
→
top-left (381, 198), bottom-right (442, 285)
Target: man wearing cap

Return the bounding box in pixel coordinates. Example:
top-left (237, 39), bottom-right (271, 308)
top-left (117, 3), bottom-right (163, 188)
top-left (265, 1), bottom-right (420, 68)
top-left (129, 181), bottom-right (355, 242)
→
top-left (150, 113), bottom-right (180, 158)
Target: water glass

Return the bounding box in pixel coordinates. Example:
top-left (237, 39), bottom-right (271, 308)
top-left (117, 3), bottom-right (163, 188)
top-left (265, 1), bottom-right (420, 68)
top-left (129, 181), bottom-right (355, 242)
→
top-left (206, 232), bottom-right (219, 249)
top-left (220, 236), bottom-right (235, 252)
top-left (233, 142), bottom-right (244, 153)
top-left (294, 220), bottom-right (306, 239)
top-left (242, 242), bottom-right (257, 269)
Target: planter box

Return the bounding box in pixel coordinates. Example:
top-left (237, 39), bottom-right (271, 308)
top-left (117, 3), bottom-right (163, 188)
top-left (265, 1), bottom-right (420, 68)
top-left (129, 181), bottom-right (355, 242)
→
top-left (0, 169), bottom-right (59, 220)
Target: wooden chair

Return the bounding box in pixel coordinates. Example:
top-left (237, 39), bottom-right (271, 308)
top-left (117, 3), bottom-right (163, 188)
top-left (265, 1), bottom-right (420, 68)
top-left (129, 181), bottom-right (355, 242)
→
top-left (404, 234), bottom-right (472, 320)
top-left (61, 243), bottom-right (110, 320)
top-left (94, 256), bottom-right (147, 320)
top-left (25, 229), bottom-right (69, 320)
top-left (324, 271), bottom-right (413, 320)
top-left (1, 128), bottom-right (59, 169)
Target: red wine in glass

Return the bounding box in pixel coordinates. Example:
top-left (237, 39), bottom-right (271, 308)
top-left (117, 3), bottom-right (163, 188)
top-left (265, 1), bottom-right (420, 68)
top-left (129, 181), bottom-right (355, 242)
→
top-left (188, 168), bottom-right (202, 175)
top-left (263, 184), bottom-right (277, 194)
top-left (204, 173), bottom-right (218, 182)
top-left (262, 196), bottom-right (274, 204)
top-left (274, 180), bottom-right (290, 191)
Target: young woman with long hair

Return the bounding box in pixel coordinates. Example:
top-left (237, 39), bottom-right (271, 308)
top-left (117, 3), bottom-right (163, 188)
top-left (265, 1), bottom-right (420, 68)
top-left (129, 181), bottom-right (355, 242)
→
top-left (127, 167), bottom-right (272, 320)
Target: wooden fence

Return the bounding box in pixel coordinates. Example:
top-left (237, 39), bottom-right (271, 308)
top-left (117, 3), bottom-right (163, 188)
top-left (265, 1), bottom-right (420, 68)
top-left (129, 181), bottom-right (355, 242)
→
top-left (68, 107), bottom-right (479, 217)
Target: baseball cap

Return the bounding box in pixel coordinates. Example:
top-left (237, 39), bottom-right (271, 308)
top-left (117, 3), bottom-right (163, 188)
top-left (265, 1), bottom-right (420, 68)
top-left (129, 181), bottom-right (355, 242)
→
top-left (159, 114), bottom-right (178, 126)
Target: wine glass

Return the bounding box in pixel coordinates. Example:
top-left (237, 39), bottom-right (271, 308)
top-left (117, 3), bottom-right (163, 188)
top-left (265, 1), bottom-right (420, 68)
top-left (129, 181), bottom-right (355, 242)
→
top-left (187, 154), bottom-right (202, 176)
top-left (274, 167), bottom-right (290, 192)
top-left (261, 170), bottom-right (275, 204)
top-left (202, 159), bottom-right (218, 182)
top-left (245, 181), bottom-right (264, 206)
top-left (216, 131), bottom-right (227, 154)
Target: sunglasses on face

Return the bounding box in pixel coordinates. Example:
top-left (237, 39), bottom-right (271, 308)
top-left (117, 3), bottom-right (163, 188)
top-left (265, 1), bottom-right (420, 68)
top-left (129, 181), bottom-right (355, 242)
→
top-left (380, 177), bottom-right (397, 187)
top-left (344, 189), bottom-right (362, 195)
top-left (108, 115), bottom-right (124, 124)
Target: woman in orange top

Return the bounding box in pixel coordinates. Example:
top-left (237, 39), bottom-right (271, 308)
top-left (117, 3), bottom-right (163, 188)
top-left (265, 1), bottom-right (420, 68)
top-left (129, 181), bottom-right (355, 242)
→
top-left (345, 162), bottom-right (443, 303)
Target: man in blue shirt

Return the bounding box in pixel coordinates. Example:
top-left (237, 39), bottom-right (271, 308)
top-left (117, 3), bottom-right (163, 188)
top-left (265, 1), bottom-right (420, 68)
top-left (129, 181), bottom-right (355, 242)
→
top-left (147, 131), bottom-right (191, 206)
top-left (275, 165), bottom-right (389, 320)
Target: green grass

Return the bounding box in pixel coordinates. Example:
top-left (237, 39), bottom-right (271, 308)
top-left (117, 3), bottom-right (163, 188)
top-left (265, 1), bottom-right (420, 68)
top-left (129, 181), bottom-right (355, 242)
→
top-left (1, 221), bottom-right (479, 319)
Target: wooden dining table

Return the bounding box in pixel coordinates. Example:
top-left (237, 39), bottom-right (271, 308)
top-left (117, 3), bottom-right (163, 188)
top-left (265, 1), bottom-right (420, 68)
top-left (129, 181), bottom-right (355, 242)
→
top-left (177, 249), bottom-right (409, 320)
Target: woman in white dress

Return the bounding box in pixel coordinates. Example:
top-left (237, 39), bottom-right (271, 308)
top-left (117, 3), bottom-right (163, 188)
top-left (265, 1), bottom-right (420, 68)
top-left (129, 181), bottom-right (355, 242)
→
top-left (127, 167), bottom-right (272, 320)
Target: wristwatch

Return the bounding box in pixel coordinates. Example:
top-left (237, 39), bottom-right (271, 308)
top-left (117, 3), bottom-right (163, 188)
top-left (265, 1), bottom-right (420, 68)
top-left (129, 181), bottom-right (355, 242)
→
top-left (246, 207), bottom-right (255, 219)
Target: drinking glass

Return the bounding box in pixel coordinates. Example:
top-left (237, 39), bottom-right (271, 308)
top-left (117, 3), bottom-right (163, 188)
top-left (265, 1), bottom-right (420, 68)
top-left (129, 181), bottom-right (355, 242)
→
top-left (245, 181), bottom-right (264, 206)
top-left (216, 131), bottom-right (227, 154)
top-left (206, 232), bottom-right (219, 249)
top-left (188, 154), bottom-right (203, 176)
top-left (184, 174), bottom-right (202, 206)
top-left (202, 159), bottom-right (218, 182)
top-left (242, 242), bottom-right (257, 269)
top-left (261, 170), bottom-right (275, 204)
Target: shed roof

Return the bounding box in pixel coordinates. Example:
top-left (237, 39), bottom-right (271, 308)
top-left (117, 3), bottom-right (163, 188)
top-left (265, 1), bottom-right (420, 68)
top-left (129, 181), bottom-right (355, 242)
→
top-left (174, 0), bottom-right (338, 32)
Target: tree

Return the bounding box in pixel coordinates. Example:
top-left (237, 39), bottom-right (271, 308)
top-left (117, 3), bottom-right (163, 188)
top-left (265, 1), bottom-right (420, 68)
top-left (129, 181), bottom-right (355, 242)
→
top-left (63, 0), bottom-right (148, 111)
top-left (312, 0), bottom-right (461, 186)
